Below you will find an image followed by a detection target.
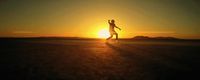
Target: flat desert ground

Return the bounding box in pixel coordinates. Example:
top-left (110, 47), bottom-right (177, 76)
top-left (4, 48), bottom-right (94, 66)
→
top-left (0, 39), bottom-right (200, 80)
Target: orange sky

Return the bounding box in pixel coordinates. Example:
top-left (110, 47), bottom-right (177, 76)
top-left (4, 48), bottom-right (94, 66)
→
top-left (0, 0), bottom-right (200, 39)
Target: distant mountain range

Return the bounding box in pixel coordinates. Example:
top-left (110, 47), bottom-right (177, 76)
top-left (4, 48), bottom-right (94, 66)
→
top-left (132, 36), bottom-right (180, 40)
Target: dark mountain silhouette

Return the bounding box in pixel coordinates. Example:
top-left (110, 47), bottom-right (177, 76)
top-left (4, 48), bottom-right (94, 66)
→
top-left (132, 36), bottom-right (180, 40)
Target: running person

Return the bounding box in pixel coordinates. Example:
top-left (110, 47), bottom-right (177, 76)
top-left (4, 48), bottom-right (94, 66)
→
top-left (106, 19), bottom-right (121, 40)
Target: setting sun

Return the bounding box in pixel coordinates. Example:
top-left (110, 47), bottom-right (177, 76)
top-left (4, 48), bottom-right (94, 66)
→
top-left (98, 29), bottom-right (110, 38)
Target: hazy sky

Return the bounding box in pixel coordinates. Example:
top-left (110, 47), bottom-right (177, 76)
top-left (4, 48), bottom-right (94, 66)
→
top-left (0, 0), bottom-right (200, 39)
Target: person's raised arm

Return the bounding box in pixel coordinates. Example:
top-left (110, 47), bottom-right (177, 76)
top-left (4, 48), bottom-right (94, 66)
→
top-left (108, 20), bottom-right (111, 24)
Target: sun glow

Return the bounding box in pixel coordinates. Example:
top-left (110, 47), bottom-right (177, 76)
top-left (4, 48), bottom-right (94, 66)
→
top-left (98, 29), bottom-right (110, 38)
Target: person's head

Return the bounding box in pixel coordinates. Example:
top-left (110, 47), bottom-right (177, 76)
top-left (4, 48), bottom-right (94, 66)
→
top-left (111, 19), bottom-right (115, 23)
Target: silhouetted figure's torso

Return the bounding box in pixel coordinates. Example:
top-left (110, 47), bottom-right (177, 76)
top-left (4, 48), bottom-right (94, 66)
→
top-left (109, 23), bottom-right (116, 34)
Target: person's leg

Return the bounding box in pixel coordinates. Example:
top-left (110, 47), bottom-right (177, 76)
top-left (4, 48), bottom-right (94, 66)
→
top-left (106, 34), bottom-right (113, 40)
top-left (115, 33), bottom-right (118, 40)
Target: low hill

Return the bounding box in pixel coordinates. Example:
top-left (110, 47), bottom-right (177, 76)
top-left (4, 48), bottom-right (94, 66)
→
top-left (132, 36), bottom-right (180, 40)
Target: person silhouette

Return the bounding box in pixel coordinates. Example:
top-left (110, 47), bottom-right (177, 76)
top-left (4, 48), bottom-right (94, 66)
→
top-left (106, 19), bottom-right (121, 40)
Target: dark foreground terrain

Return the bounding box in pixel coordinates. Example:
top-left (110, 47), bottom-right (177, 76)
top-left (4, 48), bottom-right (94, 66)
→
top-left (0, 39), bottom-right (200, 80)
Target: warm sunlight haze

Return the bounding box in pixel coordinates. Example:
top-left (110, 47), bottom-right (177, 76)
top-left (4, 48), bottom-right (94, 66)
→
top-left (0, 0), bottom-right (199, 39)
top-left (98, 29), bottom-right (110, 38)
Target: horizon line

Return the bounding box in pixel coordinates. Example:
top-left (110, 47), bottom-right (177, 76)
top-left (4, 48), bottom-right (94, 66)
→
top-left (0, 36), bottom-right (200, 40)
